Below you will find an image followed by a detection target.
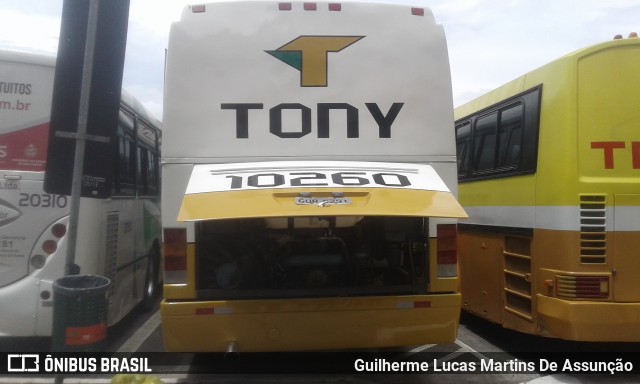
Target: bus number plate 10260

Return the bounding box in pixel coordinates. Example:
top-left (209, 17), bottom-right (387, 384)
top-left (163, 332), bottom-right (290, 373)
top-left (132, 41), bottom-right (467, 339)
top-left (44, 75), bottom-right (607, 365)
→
top-left (224, 172), bottom-right (411, 190)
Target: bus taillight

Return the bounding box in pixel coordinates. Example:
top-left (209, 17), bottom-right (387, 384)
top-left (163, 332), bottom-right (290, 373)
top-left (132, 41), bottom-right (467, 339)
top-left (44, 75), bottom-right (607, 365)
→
top-left (163, 228), bottom-right (187, 284)
top-left (42, 240), bottom-right (57, 255)
top-left (437, 224), bottom-right (458, 277)
top-left (556, 274), bottom-right (610, 299)
top-left (191, 4), bottom-right (206, 13)
top-left (51, 223), bottom-right (67, 238)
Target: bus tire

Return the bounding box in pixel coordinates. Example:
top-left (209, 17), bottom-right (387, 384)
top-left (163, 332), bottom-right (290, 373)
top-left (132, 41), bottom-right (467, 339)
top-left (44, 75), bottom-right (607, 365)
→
top-left (142, 245), bottom-right (160, 312)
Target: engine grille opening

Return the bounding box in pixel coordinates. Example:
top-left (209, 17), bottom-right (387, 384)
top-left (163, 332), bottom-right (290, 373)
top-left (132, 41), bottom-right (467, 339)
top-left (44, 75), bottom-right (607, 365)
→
top-left (194, 216), bottom-right (431, 299)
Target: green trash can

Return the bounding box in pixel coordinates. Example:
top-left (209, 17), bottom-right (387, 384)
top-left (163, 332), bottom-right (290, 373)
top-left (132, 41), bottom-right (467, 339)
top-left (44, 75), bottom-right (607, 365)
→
top-left (51, 274), bottom-right (111, 352)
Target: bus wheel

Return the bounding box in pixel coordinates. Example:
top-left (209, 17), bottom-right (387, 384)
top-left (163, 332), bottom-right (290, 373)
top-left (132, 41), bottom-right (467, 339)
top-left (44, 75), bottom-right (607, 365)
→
top-left (142, 247), bottom-right (159, 312)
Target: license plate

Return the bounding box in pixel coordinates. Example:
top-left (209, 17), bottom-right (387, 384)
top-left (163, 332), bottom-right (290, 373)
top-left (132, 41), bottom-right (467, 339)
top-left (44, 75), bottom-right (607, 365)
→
top-left (295, 197), bottom-right (352, 206)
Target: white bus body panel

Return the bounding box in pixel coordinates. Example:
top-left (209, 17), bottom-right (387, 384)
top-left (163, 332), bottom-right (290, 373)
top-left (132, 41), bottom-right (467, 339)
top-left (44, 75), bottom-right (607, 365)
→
top-left (163, 1), bottom-right (460, 235)
top-left (163, 1), bottom-right (454, 163)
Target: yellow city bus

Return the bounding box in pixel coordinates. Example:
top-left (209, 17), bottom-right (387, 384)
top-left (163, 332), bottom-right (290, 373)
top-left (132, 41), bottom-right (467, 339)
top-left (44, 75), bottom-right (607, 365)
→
top-left (454, 35), bottom-right (640, 341)
top-left (160, 0), bottom-right (467, 352)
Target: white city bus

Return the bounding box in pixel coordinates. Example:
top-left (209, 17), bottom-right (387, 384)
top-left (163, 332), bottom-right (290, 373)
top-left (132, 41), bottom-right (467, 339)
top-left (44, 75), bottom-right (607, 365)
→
top-left (161, 0), bottom-right (467, 352)
top-left (0, 49), bottom-right (162, 337)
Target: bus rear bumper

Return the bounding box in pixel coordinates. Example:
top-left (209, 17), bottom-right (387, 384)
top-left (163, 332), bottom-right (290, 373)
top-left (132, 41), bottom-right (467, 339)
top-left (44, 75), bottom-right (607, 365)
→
top-left (537, 295), bottom-right (640, 342)
top-left (160, 293), bottom-right (461, 352)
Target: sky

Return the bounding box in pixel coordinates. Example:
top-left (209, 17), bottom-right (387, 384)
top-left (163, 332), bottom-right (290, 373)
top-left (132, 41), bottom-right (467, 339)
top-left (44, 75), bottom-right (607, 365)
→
top-left (1, 0), bottom-right (638, 120)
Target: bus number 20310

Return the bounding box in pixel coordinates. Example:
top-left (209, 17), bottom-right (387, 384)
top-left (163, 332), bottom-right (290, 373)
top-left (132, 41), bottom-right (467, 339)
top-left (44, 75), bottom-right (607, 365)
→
top-left (18, 193), bottom-right (68, 208)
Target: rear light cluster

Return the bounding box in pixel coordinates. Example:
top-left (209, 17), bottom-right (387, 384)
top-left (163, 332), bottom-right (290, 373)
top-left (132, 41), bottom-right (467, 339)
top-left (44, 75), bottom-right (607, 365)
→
top-left (195, 306), bottom-right (233, 316)
top-left (191, 4), bottom-right (206, 13)
top-left (436, 224), bottom-right (458, 277)
top-left (189, 2), bottom-right (426, 15)
top-left (614, 32), bottom-right (638, 39)
top-left (556, 274), bottom-right (610, 299)
top-left (164, 228), bottom-right (188, 284)
top-left (397, 300), bottom-right (431, 309)
top-left (279, 2), bottom-right (340, 11)
top-left (30, 223), bottom-right (67, 270)
top-left (277, 2), bottom-right (425, 15)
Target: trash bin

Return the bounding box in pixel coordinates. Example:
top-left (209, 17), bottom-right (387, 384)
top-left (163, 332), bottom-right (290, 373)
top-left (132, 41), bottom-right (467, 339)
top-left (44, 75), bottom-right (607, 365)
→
top-left (51, 274), bottom-right (111, 352)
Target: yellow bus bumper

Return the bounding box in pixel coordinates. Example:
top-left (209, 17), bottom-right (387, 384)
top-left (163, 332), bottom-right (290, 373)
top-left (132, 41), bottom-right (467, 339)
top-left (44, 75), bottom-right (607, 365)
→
top-left (537, 295), bottom-right (640, 342)
top-left (161, 294), bottom-right (460, 352)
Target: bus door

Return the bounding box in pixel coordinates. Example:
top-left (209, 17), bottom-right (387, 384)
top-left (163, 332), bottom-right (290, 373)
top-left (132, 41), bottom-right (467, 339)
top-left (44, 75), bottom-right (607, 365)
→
top-left (109, 111), bottom-right (161, 315)
top-left (110, 110), bottom-right (141, 312)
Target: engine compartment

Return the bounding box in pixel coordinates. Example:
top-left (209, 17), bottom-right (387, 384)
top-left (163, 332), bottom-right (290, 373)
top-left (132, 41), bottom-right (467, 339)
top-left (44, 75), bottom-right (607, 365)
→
top-left (195, 216), bottom-right (430, 299)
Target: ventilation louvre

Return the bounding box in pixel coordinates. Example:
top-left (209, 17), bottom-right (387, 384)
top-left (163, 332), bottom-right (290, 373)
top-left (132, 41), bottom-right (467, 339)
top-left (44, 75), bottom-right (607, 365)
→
top-left (579, 195), bottom-right (606, 264)
top-left (103, 212), bottom-right (119, 296)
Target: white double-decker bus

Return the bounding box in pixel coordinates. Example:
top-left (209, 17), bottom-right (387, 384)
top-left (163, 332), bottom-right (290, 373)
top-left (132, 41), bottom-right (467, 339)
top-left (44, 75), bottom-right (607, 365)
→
top-left (0, 49), bottom-right (162, 337)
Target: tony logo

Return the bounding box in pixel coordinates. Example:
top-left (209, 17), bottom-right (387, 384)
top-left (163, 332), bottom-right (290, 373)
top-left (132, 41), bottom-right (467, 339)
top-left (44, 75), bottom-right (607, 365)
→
top-left (266, 36), bottom-right (364, 87)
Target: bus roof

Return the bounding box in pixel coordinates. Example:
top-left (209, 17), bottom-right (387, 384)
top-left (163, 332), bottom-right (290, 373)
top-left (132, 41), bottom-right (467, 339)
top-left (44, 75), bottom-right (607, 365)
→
top-left (455, 37), bottom-right (640, 120)
top-left (0, 48), bottom-right (161, 126)
top-left (0, 49), bottom-right (56, 67)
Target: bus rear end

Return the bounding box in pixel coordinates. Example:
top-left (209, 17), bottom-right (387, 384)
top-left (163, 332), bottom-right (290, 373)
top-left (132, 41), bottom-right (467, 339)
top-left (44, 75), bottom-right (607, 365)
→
top-left (161, 0), bottom-right (466, 351)
top-left (536, 37), bottom-right (640, 341)
top-left (0, 50), bottom-right (72, 336)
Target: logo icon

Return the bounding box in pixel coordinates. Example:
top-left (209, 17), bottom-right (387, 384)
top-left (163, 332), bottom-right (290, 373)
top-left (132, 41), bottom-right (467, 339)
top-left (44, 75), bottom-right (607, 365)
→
top-left (266, 35), bottom-right (364, 87)
top-left (0, 199), bottom-right (22, 227)
top-left (7, 354), bottom-right (40, 372)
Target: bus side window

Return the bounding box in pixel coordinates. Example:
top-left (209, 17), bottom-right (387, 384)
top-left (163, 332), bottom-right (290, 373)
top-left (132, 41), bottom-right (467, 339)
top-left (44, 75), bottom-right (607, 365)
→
top-left (113, 110), bottom-right (137, 196)
top-left (148, 151), bottom-right (159, 195)
top-left (136, 121), bottom-right (160, 197)
top-left (456, 122), bottom-right (471, 178)
top-left (136, 147), bottom-right (159, 196)
top-left (457, 85), bottom-right (540, 182)
top-left (498, 103), bottom-right (523, 169)
top-left (138, 146), bottom-right (149, 195)
top-left (473, 113), bottom-right (498, 172)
